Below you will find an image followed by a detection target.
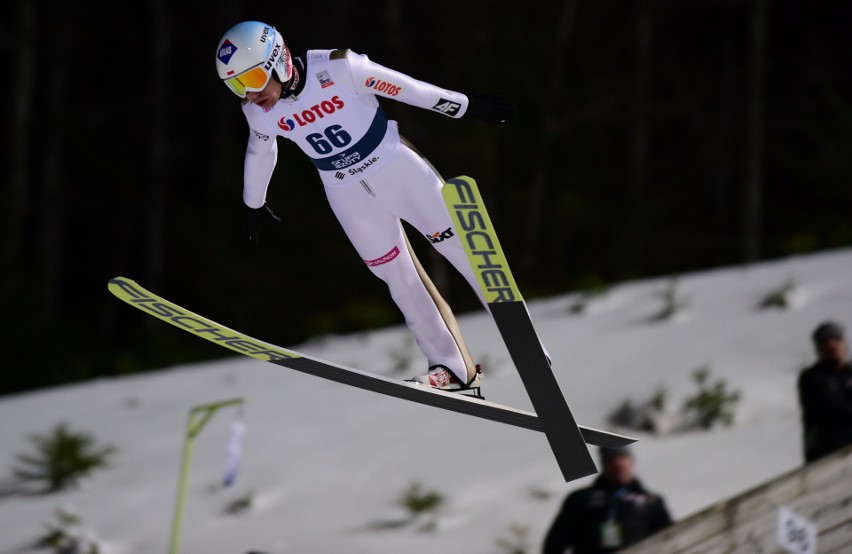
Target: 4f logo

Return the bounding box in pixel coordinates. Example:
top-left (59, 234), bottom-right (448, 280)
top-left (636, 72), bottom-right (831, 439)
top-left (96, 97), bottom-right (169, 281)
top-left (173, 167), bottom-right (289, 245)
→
top-left (426, 227), bottom-right (455, 244)
top-left (432, 99), bottom-right (461, 116)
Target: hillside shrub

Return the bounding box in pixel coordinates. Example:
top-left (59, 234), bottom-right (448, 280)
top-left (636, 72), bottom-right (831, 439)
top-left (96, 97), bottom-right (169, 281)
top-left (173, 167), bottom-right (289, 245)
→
top-left (650, 279), bottom-right (689, 321)
top-left (13, 423), bottom-right (115, 493)
top-left (37, 507), bottom-right (101, 554)
top-left (397, 481), bottom-right (444, 531)
top-left (683, 366), bottom-right (741, 429)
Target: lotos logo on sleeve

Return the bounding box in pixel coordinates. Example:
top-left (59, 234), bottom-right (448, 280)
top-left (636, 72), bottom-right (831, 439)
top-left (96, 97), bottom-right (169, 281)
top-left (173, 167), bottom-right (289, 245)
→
top-left (365, 76), bottom-right (402, 96)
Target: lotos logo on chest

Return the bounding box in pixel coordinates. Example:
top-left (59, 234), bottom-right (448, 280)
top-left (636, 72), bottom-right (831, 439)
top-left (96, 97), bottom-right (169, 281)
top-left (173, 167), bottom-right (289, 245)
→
top-left (277, 118), bottom-right (296, 131)
top-left (277, 96), bottom-right (345, 131)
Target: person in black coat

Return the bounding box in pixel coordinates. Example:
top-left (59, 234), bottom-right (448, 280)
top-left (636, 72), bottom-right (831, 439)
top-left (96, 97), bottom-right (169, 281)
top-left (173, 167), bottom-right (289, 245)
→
top-left (797, 321), bottom-right (852, 463)
top-left (542, 447), bottom-right (672, 554)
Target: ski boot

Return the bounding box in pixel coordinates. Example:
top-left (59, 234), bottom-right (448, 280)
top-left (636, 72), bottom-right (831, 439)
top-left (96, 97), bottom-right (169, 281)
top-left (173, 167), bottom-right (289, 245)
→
top-left (408, 364), bottom-right (483, 398)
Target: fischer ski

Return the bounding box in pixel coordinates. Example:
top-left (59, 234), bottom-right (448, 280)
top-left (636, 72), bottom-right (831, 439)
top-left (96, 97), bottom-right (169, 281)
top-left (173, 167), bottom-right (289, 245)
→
top-left (443, 176), bottom-right (602, 482)
top-left (108, 277), bottom-right (634, 450)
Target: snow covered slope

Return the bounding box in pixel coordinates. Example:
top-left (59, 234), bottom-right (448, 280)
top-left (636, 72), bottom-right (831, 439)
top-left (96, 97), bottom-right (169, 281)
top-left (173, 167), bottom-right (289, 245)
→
top-left (1, 248), bottom-right (850, 553)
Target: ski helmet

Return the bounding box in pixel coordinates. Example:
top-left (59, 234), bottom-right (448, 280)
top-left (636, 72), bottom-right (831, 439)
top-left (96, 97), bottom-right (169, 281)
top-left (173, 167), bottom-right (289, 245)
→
top-left (215, 21), bottom-right (293, 98)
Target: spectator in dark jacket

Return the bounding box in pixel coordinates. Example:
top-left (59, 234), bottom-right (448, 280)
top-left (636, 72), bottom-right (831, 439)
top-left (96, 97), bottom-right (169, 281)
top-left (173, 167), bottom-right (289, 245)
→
top-left (798, 321), bottom-right (852, 463)
top-left (542, 447), bottom-right (672, 554)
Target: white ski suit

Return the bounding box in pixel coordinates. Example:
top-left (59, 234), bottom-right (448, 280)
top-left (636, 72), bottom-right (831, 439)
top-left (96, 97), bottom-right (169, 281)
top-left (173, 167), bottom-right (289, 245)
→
top-left (240, 49), bottom-right (485, 383)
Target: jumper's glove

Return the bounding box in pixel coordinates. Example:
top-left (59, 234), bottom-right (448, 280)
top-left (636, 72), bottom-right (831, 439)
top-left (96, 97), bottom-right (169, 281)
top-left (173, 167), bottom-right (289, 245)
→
top-left (246, 202), bottom-right (282, 246)
top-left (463, 92), bottom-right (517, 123)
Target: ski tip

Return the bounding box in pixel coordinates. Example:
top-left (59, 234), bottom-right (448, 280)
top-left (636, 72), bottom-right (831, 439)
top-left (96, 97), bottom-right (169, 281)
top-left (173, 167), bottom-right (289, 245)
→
top-left (441, 176), bottom-right (476, 200)
top-left (446, 175), bottom-right (475, 185)
top-left (108, 277), bottom-right (133, 294)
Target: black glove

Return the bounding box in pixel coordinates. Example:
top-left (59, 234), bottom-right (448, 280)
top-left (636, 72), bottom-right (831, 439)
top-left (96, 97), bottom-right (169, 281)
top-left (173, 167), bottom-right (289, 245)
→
top-left (246, 202), bottom-right (282, 245)
top-left (463, 92), bottom-right (517, 123)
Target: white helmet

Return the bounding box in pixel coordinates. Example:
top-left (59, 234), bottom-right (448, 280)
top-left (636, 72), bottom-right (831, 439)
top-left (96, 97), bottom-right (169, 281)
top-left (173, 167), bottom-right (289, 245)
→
top-left (215, 21), bottom-right (293, 97)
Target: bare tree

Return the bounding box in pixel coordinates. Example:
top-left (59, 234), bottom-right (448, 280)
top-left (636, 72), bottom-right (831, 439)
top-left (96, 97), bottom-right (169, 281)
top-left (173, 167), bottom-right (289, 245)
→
top-left (521, 0), bottom-right (578, 274)
top-left (630, 0), bottom-right (653, 262)
top-left (38, 1), bottom-right (69, 320)
top-left (709, 4), bottom-right (738, 256)
top-left (147, 0), bottom-right (170, 291)
top-left (3, 0), bottom-right (36, 297)
top-left (743, 0), bottom-right (768, 262)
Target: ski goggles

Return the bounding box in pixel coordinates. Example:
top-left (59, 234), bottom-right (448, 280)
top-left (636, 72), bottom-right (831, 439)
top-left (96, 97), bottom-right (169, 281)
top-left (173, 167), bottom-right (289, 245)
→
top-left (223, 65), bottom-right (271, 98)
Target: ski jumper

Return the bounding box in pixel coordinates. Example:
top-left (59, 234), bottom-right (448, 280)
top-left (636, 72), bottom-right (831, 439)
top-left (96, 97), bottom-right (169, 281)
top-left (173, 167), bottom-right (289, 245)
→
top-left (240, 49), bottom-right (485, 383)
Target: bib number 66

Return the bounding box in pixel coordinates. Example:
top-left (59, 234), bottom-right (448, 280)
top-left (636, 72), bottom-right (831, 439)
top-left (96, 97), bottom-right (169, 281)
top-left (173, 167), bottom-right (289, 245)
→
top-left (306, 125), bottom-right (352, 155)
